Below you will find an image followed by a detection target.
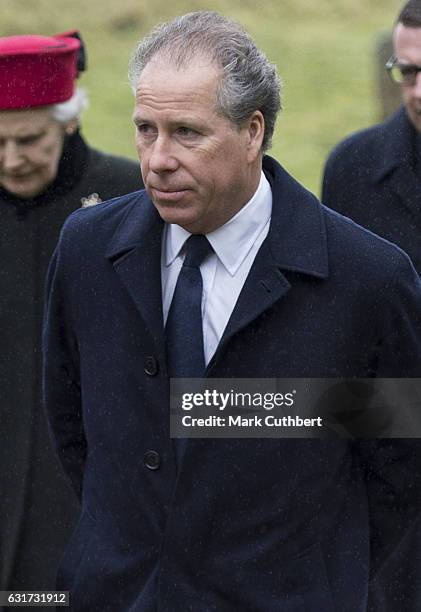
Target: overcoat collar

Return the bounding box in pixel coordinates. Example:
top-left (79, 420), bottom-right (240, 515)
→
top-left (105, 195), bottom-right (166, 356)
top-left (215, 155), bottom-right (329, 357)
top-left (371, 106), bottom-right (416, 183)
top-left (370, 106), bottom-right (420, 218)
top-left (105, 156), bottom-right (329, 356)
top-left (263, 155), bottom-right (328, 278)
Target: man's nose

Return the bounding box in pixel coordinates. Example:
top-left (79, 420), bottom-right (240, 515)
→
top-left (148, 136), bottom-right (179, 174)
top-left (2, 141), bottom-right (24, 171)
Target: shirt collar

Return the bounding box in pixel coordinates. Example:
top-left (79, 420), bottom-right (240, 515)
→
top-left (164, 171), bottom-right (272, 276)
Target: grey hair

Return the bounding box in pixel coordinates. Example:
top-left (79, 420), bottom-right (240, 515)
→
top-left (51, 88), bottom-right (88, 124)
top-left (128, 11), bottom-right (282, 152)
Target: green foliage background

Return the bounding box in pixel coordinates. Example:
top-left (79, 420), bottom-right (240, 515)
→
top-left (3, 0), bottom-right (403, 195)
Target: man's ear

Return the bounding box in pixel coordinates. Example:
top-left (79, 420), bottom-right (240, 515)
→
top-left (245, 110), bottom-right (265, 162)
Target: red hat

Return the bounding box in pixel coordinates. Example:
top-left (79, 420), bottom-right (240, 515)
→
top-left (0, 31), bottom-right (83, 110)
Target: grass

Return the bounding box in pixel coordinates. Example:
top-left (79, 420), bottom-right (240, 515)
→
top-left (2, 0), bottom-right (403, 196)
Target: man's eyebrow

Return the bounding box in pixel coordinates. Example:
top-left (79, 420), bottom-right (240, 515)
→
top-left (132, 114), bottom-right (204, 128)
top-left (132, 114), bottom-right (146, 125)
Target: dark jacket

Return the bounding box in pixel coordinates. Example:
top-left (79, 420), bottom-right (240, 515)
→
top-left (322, 106), bottom-right (421, 273)
top-left (322, 110), bottom-right (421, 611)
top-left (43, 155), bottom-right (421, 611)
top-left (0, 131), bottom-right (142, 599)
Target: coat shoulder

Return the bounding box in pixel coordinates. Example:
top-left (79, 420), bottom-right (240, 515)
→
top-left (86, 148), bottom-right (143, 193)
top-left (324, 108), bottom-right (407, 176)
top-left (89, 148), bottom-right (139, 175)
top-left (320, 113), bottom-right (401, 206)
top-left (59, 190), bottom-right (144, 251)
top-left (321, 202), bottom-right (417, 278)
top-left (325, 122), bottom-right (385, 173)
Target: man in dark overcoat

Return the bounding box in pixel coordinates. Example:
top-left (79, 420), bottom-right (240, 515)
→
top-left (0, 32), bottom-right (142, 599)
top-left (44, 12), bottom-right (421, 612)
top-left (322, 2), bottom-right (421, 608)
top-left (322, 0), bottom-right (421, 274)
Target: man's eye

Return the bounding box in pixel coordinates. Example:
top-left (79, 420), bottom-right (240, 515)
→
top-left (401, 66), bottom-right (418, 77)
top-left (137, 124), bottom-right (156, 136)
top-left (176, 127), bottom-right (198, 138)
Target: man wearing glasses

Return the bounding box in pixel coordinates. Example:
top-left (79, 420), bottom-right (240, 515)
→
top-left (324, 2), bottom-right (421, 609)
top-left (322, 0), bottom-right (421, 275)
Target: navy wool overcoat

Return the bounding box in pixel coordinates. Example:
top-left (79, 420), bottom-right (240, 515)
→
top-left (43, 156), bottom-right (421, 611)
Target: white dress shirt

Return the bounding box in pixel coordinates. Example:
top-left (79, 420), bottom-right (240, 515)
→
top-left (161, 171), bottom-right (272, 365)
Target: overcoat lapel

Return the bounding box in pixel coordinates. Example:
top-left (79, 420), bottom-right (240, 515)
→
top-left (218, 240), bottom-right (291, 350)
top-left (105, 194), bottom-right (166, 354)
top-left (389, 165), bottom-right (421, 228)
top-left (105, 159), bottom-right (330, 365)
top-left (372, 107), bottom-right (421, 225)
top-left (213, 156), bottom-right (330, 363)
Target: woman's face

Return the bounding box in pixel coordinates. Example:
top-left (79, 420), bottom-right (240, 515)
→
top-left (0, 106), bottom-right (69, 198)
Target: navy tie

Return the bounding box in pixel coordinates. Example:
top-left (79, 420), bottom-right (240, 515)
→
top-left (165, 234), bottom-right (213, 378)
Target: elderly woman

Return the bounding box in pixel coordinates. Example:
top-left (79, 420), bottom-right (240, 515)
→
top-left (0, 32), bottom-right (142, 594)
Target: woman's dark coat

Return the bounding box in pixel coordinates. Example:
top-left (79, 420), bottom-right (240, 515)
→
top-left (0, 131), bottom-right (142, 594)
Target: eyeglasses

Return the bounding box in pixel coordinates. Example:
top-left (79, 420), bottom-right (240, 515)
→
top-left (386, 55), bottom-right (421, 86)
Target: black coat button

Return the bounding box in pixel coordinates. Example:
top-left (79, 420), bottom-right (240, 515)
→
top-left (143, 450), bottom-right (160, 470)
top-left (144, 356), bottom-right (159, 376)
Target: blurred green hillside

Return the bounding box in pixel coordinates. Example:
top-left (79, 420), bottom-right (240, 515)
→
top-left (3, 0), bottom-right (403, 195)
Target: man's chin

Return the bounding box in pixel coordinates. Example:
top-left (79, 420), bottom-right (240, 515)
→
top-left (153, 201), bottom-right (195, 228)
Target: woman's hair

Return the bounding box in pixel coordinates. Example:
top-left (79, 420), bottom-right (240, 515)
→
top-left (51, 87), bottom-right (88, 124)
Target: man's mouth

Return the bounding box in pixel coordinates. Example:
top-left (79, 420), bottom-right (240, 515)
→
top-left (151, 187), bottom-right (190, 201)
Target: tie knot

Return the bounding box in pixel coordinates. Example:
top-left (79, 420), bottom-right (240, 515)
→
top-left (183, 234), bottom-right (213, 269)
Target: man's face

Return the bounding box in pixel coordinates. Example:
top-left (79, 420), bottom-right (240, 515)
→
top-left (133, 54), bottom-right (264, 234)
top-left (0, 107), bottom-right (66, 198)
top-left (394, 23), bottom-right (421, 132)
